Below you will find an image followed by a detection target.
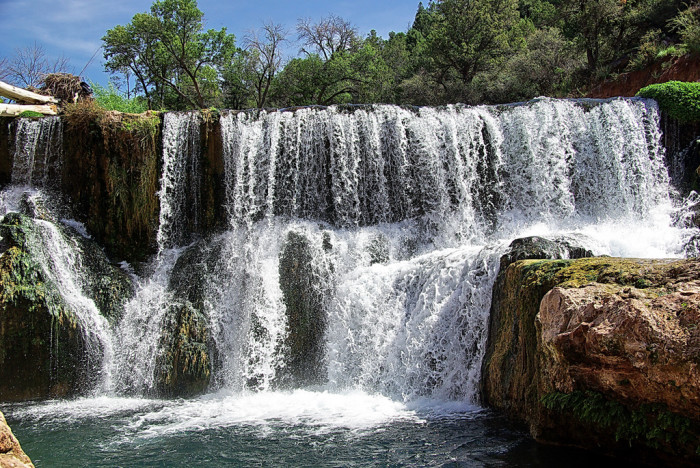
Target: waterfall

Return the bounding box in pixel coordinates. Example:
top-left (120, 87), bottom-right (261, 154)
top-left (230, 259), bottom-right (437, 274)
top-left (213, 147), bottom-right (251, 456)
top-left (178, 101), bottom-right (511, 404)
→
top-left (31, 218), bottom-right (116, 392)
top-left (217, 99), bottom-right (668, 238)
top-left (6, 98), bottom-right (688, 403)
top-left (12, 117), bottom-right (63, 188)
top-left (111, 112), bottom-right (203, 394)
top-left (158, 112), bottom-right (202, 251)
top-left (169, 97), bottom-right (675, 402)
top-left (4, 118), bottom-right (117, 394)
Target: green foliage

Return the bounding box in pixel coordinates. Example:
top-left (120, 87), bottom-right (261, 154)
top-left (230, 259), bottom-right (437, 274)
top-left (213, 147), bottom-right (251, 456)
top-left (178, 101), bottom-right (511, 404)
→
top-left (17, 111), bottom-right (44, 118)
top-left (92, 81), bottom-right (148, 113)
top-left (637, 81), bottom-right (700, 122)
top-left (542, 391), bottom-right (698, 452)
top-left (102, 0), bottom-right (236, 109)
top-left (97, 0), bottom-right (700, 108)
top-left (628, 29), bottom-right (663, 71)
top-left (669, 2), bottom-right (700, 53)
top-left (429, 0), bottom-right (521, 86)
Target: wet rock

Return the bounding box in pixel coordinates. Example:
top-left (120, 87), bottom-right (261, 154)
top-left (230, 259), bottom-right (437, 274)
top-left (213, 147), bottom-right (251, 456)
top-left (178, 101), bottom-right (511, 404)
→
top-left (154, 301), bottom-right (212, 397)
top-left (0, 212), bottom-right (132, 401)
top-left (276, 230), bottom-right (333, 387)
top-left (0, 411), bottom-right (33, 468)
top-left (0, 213), bottom-right (89, 401)
top-left (152, 239), bottom-right (221, 397)
top-left (367, 233), bottom-right (390, 265)
top-left (483, 257), bottom-right (700, 466)
top-left (66, 226), bottom-right (134, 325)
top-left (499, 235), bottom-right (593, 271)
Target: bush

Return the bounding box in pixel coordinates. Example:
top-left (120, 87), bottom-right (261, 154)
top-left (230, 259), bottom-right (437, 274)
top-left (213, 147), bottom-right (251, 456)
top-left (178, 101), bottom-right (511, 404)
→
top-left (627, 29), bottom-right (662, 72)
top-left (636, 81), bottom-right (700, 122)
top-left (91, 81), bottom-right (148, 113)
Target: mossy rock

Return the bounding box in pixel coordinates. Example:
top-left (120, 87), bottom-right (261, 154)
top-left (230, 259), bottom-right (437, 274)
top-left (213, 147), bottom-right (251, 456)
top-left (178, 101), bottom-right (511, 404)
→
top-left (67, 226), bottom-right (134, 325)
top-left (151, 238), bottom-right (222, 398)
top-left (0, 227), bottom-right (88, 400)
top-left (483, 256), bottom-right (700, 466)
top-left (154, 301), bottom-right (212, 397)
top-left (0, 212), bottom-right (134, 401)
top-left (276, 230), bottom-right (332, 387)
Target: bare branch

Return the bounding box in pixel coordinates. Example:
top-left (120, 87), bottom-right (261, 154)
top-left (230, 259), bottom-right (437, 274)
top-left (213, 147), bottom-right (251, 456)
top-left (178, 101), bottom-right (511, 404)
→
top-left (296, 15), bottom-right (358, 61)
top-left (5, 41), bottom-right (72, 88)
top-left (245, 22), bottom-right (287, 108)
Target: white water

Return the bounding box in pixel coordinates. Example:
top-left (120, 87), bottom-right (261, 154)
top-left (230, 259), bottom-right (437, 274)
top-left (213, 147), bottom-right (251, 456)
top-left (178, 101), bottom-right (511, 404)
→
top-left (11, 117), bottom-right (63, 188)
top-left (4, 100), bottom-right (697, 428)
top-left (3, 118), bottom-right (114, 394)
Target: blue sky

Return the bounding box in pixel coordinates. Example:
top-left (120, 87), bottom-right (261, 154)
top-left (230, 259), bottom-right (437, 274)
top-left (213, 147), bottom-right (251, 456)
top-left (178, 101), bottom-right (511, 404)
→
top-left (0, 0), bottom-right (420, 86)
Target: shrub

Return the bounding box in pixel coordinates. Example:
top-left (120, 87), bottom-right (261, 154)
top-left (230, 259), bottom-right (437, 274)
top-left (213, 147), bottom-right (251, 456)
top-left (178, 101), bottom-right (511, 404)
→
top-left (91, 81), bottom-right (148, 114)
top-left (627, 29), bottom-right (663, 72)
top-left (636, 81), bottom-right (700, 122)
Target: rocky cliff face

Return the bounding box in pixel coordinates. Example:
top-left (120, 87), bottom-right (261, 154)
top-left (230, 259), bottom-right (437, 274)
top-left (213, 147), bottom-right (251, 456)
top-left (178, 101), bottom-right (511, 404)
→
top-left (61, 107), bottom-right (162, 264)
top-left (0, 411), bottom-right (33, 468)
top-left (483, 257), bottom-right (700, 465)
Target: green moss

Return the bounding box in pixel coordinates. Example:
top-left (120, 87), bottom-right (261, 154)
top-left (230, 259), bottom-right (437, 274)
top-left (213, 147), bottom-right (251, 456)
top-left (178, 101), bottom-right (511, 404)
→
top-left (155, 302), bottom-right (211, 397)
top-left (119, 112), bottom-right (161, 148)
top-left (542, 391), bottom-right (699, 453)
top-left (18, 111), bottom-right (44, 118)
top-left (636, 81), bottom-right (700, 123)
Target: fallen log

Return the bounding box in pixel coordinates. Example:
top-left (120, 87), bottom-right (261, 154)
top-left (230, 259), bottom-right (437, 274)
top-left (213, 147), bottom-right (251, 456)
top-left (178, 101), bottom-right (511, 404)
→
top-left (0, 103), bottom-right (57, 117)
top-left (0, 80), bottom-right (59, 105)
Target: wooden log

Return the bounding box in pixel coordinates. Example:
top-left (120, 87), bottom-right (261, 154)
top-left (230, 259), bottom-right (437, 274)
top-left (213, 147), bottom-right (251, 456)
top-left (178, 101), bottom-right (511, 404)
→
top-left (0, 103), bottom-right (58, 117)
top-left (0, 80), bottom-right (59, 104)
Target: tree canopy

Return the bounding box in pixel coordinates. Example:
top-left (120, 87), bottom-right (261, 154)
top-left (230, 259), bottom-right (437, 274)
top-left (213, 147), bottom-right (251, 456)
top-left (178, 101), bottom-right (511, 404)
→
top-left (94, 0), bottom-right (699, 110)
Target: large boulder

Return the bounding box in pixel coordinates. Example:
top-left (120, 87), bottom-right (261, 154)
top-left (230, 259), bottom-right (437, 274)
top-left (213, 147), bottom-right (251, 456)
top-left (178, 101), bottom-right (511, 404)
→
top-left (483, 257), bottom-right (700, 466)
top-left (0, 411), bottom-right (33, 468)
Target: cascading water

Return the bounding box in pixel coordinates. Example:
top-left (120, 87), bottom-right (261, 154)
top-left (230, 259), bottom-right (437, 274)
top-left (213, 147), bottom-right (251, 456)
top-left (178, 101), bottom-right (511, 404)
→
top-left (111, 111), bottom-right (203, 395)
top-left (2, 117), bottom-right (116, 394)
top-left (11, 116), bottom-right (63, 188)
top-left (108, 97), bottom-right (688, 400)
top-left (5, 99), bottom-right (698, 467)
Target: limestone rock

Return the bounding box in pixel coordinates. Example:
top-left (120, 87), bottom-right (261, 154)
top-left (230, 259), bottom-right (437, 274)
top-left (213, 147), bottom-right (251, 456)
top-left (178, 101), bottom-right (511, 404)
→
top-left (539, 283), bottom-right (700, 419)
top-left (152, 239), bottom-right (219, 398)
top-left (0, 411), bottom-right (33, 468)
top-left (483, 257), bottom-right (700, 465)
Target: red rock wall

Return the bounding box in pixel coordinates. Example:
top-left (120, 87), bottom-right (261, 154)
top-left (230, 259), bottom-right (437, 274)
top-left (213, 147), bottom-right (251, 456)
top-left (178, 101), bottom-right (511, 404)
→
top-left (587, 54), bottom-right (700, 98)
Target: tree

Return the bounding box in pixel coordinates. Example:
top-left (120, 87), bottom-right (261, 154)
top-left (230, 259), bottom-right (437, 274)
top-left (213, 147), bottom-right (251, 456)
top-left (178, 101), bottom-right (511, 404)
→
top-left (245, 22), bottom-right (287, 109)
top-left (1, 42), bottom-right (71, 88)
top-left (270, 16), bottom-right (391, 106)
top-left (297, 15), bottom-right (358, 61)
top-left (428, 0), bottom-right (521, 89)
top-left (103, 0), bottom-right (236, 109)
top-left (560, 0), bottom-right (627, 73)
top-left (669, 2), bottom-right (700, 53)
top-left (221, 49), bottom-right (255, 109)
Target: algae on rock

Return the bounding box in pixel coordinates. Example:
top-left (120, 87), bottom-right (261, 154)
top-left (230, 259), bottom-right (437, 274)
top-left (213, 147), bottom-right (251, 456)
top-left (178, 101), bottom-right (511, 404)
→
top-left (0, 211), bottom-right (134, 401)
top-left (276, 230), bottom-right (334, 387)
top-left (62, 102), bottom-right (161, 264)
